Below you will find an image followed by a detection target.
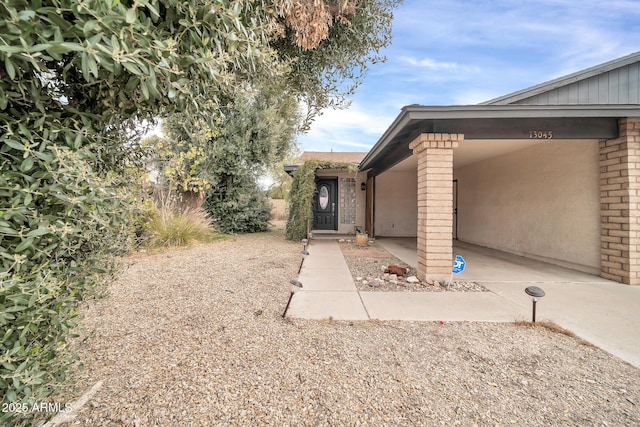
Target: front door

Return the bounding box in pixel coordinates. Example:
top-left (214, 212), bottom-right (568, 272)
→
top-left (313, 178), bottom-right (337, 230)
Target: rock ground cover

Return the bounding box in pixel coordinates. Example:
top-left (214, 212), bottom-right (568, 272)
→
top-left (339, 239), bottom-right (486, 292)
top-left (49, 228), bottom-right (640, 426)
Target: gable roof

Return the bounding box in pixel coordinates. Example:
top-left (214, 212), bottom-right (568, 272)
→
top-left (482, 51), bottom-right (640, 105)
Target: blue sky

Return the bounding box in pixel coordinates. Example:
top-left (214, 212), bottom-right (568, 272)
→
top-left (296, 0), bottom-right (640, 153)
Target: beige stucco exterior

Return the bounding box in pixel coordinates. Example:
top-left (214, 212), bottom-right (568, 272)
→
top-left (298, 54), bottom-right (640, 284)
top-left (315, 169), bottom-right (368, 234)
top-left (374, 170), bottom-right (418, 236)
top-left (453, 139), bottom-right (601, 274)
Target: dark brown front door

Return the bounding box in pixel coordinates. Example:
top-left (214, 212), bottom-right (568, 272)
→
top-left (313, 178), bottom-right (337, 230)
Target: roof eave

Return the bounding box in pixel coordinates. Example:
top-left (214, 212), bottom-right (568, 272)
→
top-left (358, 104), bottom-right (640, 171)
top-left (359, 107), bottom-right (412, 169)
top-left (405, 104), bottom-right (640, 119)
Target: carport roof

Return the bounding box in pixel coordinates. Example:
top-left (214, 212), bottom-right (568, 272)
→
top-left (359, 104), bottom-right (640, 176)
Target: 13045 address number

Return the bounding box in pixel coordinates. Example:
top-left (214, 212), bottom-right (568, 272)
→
top-left (529, 130), bottom-right (553, 139)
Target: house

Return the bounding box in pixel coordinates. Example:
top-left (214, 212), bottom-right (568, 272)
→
top-left (288, 52), bottom-right (640, 285)
top-left (284, 151), bottom-right (370, 234)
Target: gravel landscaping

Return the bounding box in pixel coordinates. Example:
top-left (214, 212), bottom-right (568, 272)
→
top-left (53, 227), bottom-right (640, 426)
top-left (340, 239), bottom-right (486, 292)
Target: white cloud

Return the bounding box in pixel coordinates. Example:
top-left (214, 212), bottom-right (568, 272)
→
top-left (402, 57), bottom-right (464, 71)
top-left (296, 103), bottom-right (397, 152)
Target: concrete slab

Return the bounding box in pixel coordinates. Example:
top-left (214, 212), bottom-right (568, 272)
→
top-left (297, 268), bottom-right (357, 291)
top-left (454, 242), bottom-right (606, 283)
top-left (302, 240), bottom-right (349, 268)
top-left (286, 291), bottom-right (369, 320)
top-left (361, 291), bottom-right (527, 322)
top-left (483, 281), bottom-right (640, 368)
top-left (293, 235), bottom-right (640, 368)
top-left (376, 237), bottom-right (417, 267)
top-left (377, 238), bottom-right (607, 283)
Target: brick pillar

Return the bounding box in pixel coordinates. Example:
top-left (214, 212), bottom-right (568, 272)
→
top-left (409, 133), bottom-right (461, 282)
top-left (600, 117), bottom-right (640, 285)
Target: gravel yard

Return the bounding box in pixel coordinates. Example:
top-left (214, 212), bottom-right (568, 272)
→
top-left (55, 228), bottom-right (640, 426)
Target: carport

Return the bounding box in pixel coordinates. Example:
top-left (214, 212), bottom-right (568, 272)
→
top-left (359, 52), bottom-right (640, 285)
top-left (377, 237), bottom-right (608, 283)
top-left (360, 105), bottom-right (640, 284)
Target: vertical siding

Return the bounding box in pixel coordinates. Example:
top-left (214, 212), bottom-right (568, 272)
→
top-left (609, 69), bottom-right (620, 103)
top-left (618, 66), bottom-right (629, 104)
top-left (577, 79), bottom-right (589, 103)
top-left (598, 73), bottom-right (609, 103)
top-left (630, 63), bottom-right (639, 102)
top-left (558, 85), bottom-right (570, 103)
top-left (514, 63), bottom-right (640, 105)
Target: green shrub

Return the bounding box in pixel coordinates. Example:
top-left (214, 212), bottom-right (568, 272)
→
top-left (204, 179), bottom-right (271, 234)
top-left (0, 143), bottom-right (139, 426)
top-left (143, 207), bottom-right (217, 248)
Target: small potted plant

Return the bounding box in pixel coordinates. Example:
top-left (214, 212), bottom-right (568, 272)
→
top-left (355, 229), bottom-right (368, 246)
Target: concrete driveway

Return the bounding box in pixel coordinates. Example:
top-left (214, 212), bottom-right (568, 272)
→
top-left (378, 238), bottom-right (640, 368)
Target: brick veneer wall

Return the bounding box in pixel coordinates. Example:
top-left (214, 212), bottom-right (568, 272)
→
top-left (600, 117), bottom-right (640, 285)
top-left (409, 133), bottom-right (461, 282)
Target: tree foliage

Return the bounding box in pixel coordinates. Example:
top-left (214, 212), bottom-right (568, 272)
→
top-left (148, 84), bottom-right (300, 233)
top-left (0, 0), bottom-right (401, 422)
top-left (0, 0), bottom-right (280, 421)
top-left (267, 159), bottom-right (296, 199)
top-left (272, 0), bottom-right (402, 127)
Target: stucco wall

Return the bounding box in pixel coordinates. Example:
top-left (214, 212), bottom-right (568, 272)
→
top-left (374, 170), bottom-right (418, 237)
top-left (315, 169), bottom-right (368, 234)
top-left (454, 139), bottom-right (600, 274)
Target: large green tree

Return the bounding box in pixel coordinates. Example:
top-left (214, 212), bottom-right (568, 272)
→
top-left (149, 83), bottom-right (300, 233)
top-left (0, 0), bottom-right (401, 422)
top-left (153, 0), bottom-right (402, 230)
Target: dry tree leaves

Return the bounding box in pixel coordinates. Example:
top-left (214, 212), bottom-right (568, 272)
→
top-left (283, 0), bottom-right (358, 49)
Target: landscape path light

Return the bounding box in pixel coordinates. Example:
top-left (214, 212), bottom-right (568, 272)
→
top-left (282, 279), bottom-right (303, 318)
top-left (298, 248), bottom-right (309, 274)
top-left (298, 239), bottom-right (310, 273)
top-left (524, 285), bottom-right (545, 323)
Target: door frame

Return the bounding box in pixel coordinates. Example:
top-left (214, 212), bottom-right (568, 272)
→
top-left (313, 177), bottom-right (338, 231)
top-left (365, 176), bottom-right (375, 237)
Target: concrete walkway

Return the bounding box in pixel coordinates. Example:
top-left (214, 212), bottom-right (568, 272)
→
top-left (287, 238), bottom-right (640, 368)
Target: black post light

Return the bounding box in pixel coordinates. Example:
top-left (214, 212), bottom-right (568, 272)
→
top-left (524, 286), bottom-right (545, 323)
top-left (282, 279), bottom-right (303, 318)
top-left (298, 239), bottom-right (309, 274)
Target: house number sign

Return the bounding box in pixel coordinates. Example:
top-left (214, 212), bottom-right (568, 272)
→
top-left (529, 130), bottom-right (553, 139)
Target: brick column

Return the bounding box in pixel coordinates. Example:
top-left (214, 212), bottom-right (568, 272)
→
top-left (600, 117), bottom-right (640, 285)
top-left (409, 133), bottom-right (461, 282)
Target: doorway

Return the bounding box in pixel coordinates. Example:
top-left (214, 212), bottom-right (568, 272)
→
top-left (313, 178), bottom-right (338, 230)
